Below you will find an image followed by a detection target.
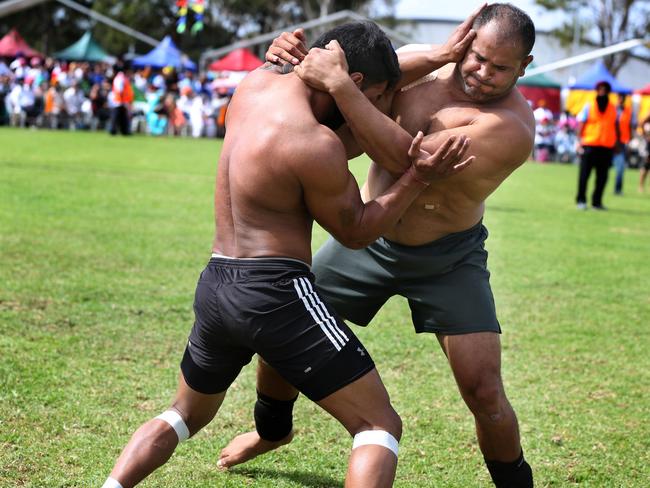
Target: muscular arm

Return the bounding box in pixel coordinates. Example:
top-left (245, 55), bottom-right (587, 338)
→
top-left (419, 113), bottom-right (533, 189)
top-left (327, 77), bottom-right (414, 175)
top-left (295, 131), bottom-right (468, 249)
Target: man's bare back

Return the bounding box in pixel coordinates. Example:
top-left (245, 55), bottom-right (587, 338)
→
top-left (103, 21), bottom-right (481, 488)
top-left (212, 69), bottom-right (336, 263)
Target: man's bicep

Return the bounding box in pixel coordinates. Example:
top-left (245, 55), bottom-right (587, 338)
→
top-left (300, 166), bottom-right (362, 241)
top-left (335, 125), bottom-right (363, 160)
top-left (421, 121), bottom-right (530, 173)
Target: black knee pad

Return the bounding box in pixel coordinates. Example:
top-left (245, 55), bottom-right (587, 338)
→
top-left (254, 390), bottom-right (298, 442)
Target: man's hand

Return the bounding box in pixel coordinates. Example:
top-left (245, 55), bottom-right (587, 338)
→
top-left (435, 2), bottom-right (486, 64)
top-left (408, 131), bottom-right (474, 183)
top-left (265, 28), bottom-right (309, 66)
top-left (294, 40), bottom-right (350, 94)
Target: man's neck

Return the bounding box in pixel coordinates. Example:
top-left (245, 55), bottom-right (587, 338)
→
top-left (308, 87), bottom-right (339, 127)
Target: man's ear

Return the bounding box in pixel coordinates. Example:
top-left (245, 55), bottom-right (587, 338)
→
top-left (519, 55), bottom-right (533, 77)
top-left (350, 72), bottom-right (364, 88)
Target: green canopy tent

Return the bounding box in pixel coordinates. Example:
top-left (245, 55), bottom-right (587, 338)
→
top-left (54, 31), bottom-right (113, 63)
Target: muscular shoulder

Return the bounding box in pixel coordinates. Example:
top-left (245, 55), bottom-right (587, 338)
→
top-left (472, 103), bottom-right (534, 167)
top-left (288, 126), bottom-right (347, 173)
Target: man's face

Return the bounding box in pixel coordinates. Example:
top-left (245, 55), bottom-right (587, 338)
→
top-left (596, 85), bottom-right (610, 97)
top-left (361, 80), bottom-right (389, 105)
top-left (457, 22), bottom-right (532, 102)
top-left (324, 79), bottom-right (388, 130)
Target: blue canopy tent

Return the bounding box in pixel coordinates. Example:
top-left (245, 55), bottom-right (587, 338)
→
top-left (132, 36), bottom-right (196, 71)
top-left (566, 60), bottom-right (632, 114)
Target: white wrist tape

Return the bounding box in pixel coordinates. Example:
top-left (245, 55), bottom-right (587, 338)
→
top-left (156, 410), bottom-right (190, 442)
top-left (352, 430), bottom-right (399, 457)
top-left (101, 478), bottom-right (123, 488)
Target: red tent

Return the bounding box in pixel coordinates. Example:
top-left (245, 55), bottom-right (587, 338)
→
top-left (209, 48), bottom-right (263, 72)
top-left (635, 83), bottom-right (650, 95)
top-left (0, 29), bottom-right (41, 58)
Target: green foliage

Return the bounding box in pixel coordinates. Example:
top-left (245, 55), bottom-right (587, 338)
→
top-left (0, 0), bottom-right (395, 62)
top-left (0, 1), bottom-right (90, 54)
top-left (91, 0), bottom-right (234, 61)
top-left (1, 128), bottom-right (649, 486)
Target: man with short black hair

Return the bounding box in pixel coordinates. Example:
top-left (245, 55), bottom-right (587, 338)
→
top-left (220, 4), bottom-right (537, 487)
top-left (102, 21), bottom-right (472, 488)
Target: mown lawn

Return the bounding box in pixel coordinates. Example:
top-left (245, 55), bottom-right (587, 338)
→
top-left (1, 128), bottom-right (649, 487)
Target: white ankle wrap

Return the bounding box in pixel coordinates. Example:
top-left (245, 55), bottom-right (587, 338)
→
top-left (352, 430), bottom-right (399, 457)
top-left (156, 410), bottom-right (190, 442)
top-left (101, 477), bottom-right (123, 488)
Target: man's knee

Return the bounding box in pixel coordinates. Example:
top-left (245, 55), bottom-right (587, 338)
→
top-left (254, 390), bottom-right (298, 441)
top-left (353, 406), bottom-right (402, 442)
top-left (461, 378), bottom-right (509, 421)
top-left (166, 404), bottom-right (214, 438)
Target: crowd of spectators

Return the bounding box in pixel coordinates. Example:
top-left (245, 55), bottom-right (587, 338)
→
top-left (0, 56), bottom-right (232, 138)
top-left (530, 98), bottom-right (649, 167)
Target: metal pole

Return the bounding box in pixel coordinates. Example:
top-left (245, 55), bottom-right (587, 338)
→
top-left (522, 38), bottom-right (649, 78)
top-left (199, 9), bottom-right (416, 70)
top-left (56, 0), bottom-right (159, 47)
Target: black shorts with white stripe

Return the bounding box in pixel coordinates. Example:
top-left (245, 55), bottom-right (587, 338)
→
top-left (182, 255), bottom-right (375, 401)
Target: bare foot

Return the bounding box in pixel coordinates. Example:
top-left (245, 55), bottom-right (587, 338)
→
top-left (217, 430), bottom-right (294, 469)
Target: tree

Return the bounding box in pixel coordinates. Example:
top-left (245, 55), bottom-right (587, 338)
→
top-left (215, 0), bottom-right (396, 39)
top-left (0, 0), bottom-right (395, 61)
top-left (90, 0), bottom-right (234, 61)
top-left (0, 1), bottom-right (90, 54)
top-left (534, 0), bottom-right (650, 75)
top-left (0, 0), bottom-right (234, 61)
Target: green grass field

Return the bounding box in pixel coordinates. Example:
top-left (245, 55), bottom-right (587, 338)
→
top-left (1, 128), bottom-right (649, 487)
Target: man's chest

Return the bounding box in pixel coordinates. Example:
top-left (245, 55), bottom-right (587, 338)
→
top-left (391, 84), bottom-right (483, 136)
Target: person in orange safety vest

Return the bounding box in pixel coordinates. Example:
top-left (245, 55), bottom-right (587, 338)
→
top-left (575, 80), bottom-right (617, 210)
top-left (109, 66), bottom-right (134, 136)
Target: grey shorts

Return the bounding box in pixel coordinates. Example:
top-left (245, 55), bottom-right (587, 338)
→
top-left (312, 221), bottom-right (501, 335)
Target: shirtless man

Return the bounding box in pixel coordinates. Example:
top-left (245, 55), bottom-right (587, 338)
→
top-left (101, 21), bottom-right (473, 488)
top-left (219, 4), bottom-right (536, 487)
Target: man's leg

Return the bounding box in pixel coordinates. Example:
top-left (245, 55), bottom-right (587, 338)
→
top-left (218, 358), bottom-right (298, 468)
top-left (576, 148), bottom-right (593, 206)
top-left (592, 148), bottom-right (613, 208)
top-left (317, 368), bottom-right (401, 488)
top-left (104, 373), bottom-right (226, 488)
top-left (612, 151), bottom-right (625, 195)
top-left (437, 332), bottom-right (533, 488)
top-left (220, 365), bottom-right (400, 487)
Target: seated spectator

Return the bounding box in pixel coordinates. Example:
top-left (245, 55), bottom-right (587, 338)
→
top-left (555, 125), bottom-right (579, 164)
top-left (0, 73), bottom-right (11, 126)
top-left (44, 82), bottom-right (65, 129)
top-left (8, 76), bottom-right (38, 127)
top-left (163, 93), bottom-right (186, 136)
top-left (189, 92), bottom-right (206, 138)
top-left (63, 80), bottom-right (86, 129)
top-left (534, 117), bottom-right (556, 163)
top-left (89, 82), bottom-right (111, 130)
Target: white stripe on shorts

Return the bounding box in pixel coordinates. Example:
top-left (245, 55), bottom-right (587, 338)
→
top-left (297, 277), bottom-right (348, 347)
top-left (293, 278), bottom-right (346, 350)
top-left (299, 277), bottom-right (349, 343)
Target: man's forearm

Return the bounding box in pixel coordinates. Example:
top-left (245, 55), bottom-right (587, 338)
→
top-left (396, 46), bottom-right (450, 89)
top-left (330, 78), bottom-right (413, 175)
top-left (339, 166), bottom-right (427, 249)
